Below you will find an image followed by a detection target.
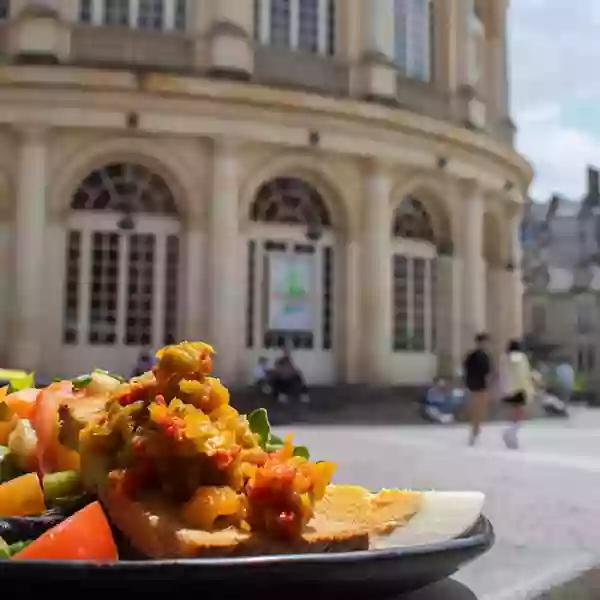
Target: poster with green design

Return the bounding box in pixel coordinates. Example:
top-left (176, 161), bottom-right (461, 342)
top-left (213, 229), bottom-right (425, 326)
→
top-left (268, 254), bottom-right (314, 332)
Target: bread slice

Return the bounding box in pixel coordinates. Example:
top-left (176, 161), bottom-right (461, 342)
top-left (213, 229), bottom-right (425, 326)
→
top-left (102, 484), bottom-right (423, 559)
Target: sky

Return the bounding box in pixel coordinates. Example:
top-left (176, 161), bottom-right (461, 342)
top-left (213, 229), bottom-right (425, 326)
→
top-left (510, 0), bottom-right (600, 202)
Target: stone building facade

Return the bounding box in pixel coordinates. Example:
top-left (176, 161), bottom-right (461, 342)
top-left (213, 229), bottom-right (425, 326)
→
top-left (0, 0), bottom-right (530, 384)
top-left (523, 168), bottom-right (600, 384)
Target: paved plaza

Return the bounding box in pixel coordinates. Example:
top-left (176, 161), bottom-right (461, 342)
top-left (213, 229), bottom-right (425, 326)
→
top-left (279, 407), bottom-right (600, 599)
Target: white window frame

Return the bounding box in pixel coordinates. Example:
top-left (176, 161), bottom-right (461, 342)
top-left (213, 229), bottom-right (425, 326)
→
top-left (82, 0), bottom-right (185, 30)
top-left (257, 0), bottom-right (333, 55)
top-left (393, 0), bottom-right (433, 82)
top-left (392, 240), bottom-right (437, 354)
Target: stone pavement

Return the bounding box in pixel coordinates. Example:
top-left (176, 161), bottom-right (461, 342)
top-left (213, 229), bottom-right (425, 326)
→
top-left (277, 407), bottom-right (600, 599)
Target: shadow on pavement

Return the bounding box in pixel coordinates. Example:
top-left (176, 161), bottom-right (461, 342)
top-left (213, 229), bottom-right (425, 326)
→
top-left (395, 578), bottom-right (478, 599)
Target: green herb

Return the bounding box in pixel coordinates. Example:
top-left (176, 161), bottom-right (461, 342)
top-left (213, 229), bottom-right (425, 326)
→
top-left (247, 408), bottom-right (270, 448)
top-left (7, 372), bottom-right (35, 394)
top-left (93, 369), bottom-right (124, 383)
top-left (0, 536), bottom-right (31, 559)
top-left (8, 540), bottom-right (31, 556)
top-left (52, 377), bottom-right (63, 383)
top-left (293, 446), bottom-right (310, 460)
top-left (247, 408), bottom-right (311, 460)
top-left (266, 434), bottom-right (284, 453)
top-left (0, 536), bottom-right (9, 559)
top-left (71, 374), bottom-right (93, 390)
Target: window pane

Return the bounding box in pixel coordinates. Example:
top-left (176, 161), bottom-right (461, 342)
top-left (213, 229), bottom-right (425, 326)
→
top-left (88, 232), bottom-right (120, 345)
top-left (254, 0), bottom-right (260, 40)
top-left (327, 0), bottom-right (336, 55)
top-left (139, 0), bottom-right (164, 30)
top-left (393, 255), bottom-right (410, 351)
top-left (298, 0), bottom-right (319, 53)
top-left (79, 0), bottom-right (92, 22)
top-left (104, 0), bottom-right (129, 25)
top-left (430, 259), bottom-right (437, 352)
top-left (270, 0), bottom-right (291, 47)
top-left (246, 241), bottom-right (257, 348)
top-left (409, 0), bottom-right (431, 81)
top-left (394, 0), bottom-right (408, 70)
top-left (175, 0), bottom-right (187, 30)
top-left (125, 234), bottom-right (155, 346)
top-left (322, 246), bottom-right (334, 350)
top-left (412, 258), bottom-right (426, 351)
top-left (163, 235), bottom-right (180, 345)
top-left (63, 231), bottom-right (82, 345)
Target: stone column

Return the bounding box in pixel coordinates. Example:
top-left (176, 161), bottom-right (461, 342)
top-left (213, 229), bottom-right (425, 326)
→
top-left (358, 0), bottom-right (397, 101)
top-left (487, 0), bottom-right (509, 118)
top-left (435, 255), bottom-right (462, 377)
top-left (460, 185), bottom-right (486, 348)
top-left (182, 216), bottom-right (207, 343)
top-left (342, 233), bottom-right (361, 383)
top-left (13, 126), bottom-right (48, 371)
top-left (432, 0), bottom-right (459, 92)
top-left (207, 0), bottom-right (254, 78)
top-left (361, 159), bottom-right (392, 384)
top-left (208, 138), bottom-right (241, 384)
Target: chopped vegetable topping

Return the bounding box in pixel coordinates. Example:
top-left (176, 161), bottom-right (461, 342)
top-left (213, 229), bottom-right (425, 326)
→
top-left (74, 341), bottom-right (335, 538)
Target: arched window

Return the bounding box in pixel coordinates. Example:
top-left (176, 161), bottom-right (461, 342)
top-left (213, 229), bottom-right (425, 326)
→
top-left (71, 163), bottom-right (178, 215)
top-left (393, 0), bottom-right (433, 81)
top-left (393, 197), bottom-right (435, 242)
top-left (246, 177), bottom-right (335, 354)
top-left (255, 0), bottom-right (336, 55)
top-left (392, 197), bottom-right (437, 353)
top-left (64, 162), bottom-right (180, 351)
top-left (79, 0), bottom-right (187, 30)
top-left (250, 177), bottom-right (332, 227)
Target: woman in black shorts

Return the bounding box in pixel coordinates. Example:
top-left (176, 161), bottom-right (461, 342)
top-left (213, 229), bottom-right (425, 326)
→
top-left (499, 340), bottom-right (534, 449)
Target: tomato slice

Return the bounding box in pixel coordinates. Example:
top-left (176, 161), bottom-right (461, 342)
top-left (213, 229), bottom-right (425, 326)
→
top-left (12, 501), bottom-right (118, 561)
top-left (32, 382), bottom-right (77, 474)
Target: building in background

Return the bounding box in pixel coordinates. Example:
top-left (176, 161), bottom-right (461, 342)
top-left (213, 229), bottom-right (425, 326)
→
top-left (0, 0), bottom-right (530, 385)
top-left (522, 167), bottom-right (600, 385)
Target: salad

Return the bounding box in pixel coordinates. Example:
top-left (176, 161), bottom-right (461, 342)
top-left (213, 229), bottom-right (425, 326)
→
top-left (0, 342), bottom-right (422, 561)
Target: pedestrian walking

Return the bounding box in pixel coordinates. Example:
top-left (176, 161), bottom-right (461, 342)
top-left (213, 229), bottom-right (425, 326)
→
top-left (555, 357), bottom-right (575, 408)
top-left (463, 333), bottom-right (492, 446)
top-left (499, 339), bottom-right (535, 449)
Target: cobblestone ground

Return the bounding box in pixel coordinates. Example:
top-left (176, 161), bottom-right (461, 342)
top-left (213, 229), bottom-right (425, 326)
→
top-left (277, 407), bottom-right (600, 600)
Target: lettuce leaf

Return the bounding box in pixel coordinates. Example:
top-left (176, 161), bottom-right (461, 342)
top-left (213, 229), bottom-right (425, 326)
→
top-left (247, 408), bottom-right (310, 459)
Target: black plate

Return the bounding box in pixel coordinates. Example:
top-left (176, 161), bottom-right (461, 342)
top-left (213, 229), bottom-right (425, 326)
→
top-left (0, 516), bottom-right (494, 597)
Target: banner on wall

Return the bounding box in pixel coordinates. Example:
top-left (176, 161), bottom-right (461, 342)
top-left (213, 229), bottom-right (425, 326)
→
top-left (268, 254), bottom-right (314, 332)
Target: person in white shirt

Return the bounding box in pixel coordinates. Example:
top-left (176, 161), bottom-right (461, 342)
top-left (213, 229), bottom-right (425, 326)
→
top-left (499, 339), bottom-right (535, 449)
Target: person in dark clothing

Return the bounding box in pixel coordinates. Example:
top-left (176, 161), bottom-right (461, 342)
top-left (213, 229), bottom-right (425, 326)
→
top-left (271, 350), bottom-right (310, 405)
top-left (463, 333), bottom-right (492, 446)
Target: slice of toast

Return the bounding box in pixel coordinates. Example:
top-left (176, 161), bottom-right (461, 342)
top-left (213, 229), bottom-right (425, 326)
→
top-left (102, 484), bottom-right (422, 559)
top-left (102, 487), bottom-right (370, 558)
